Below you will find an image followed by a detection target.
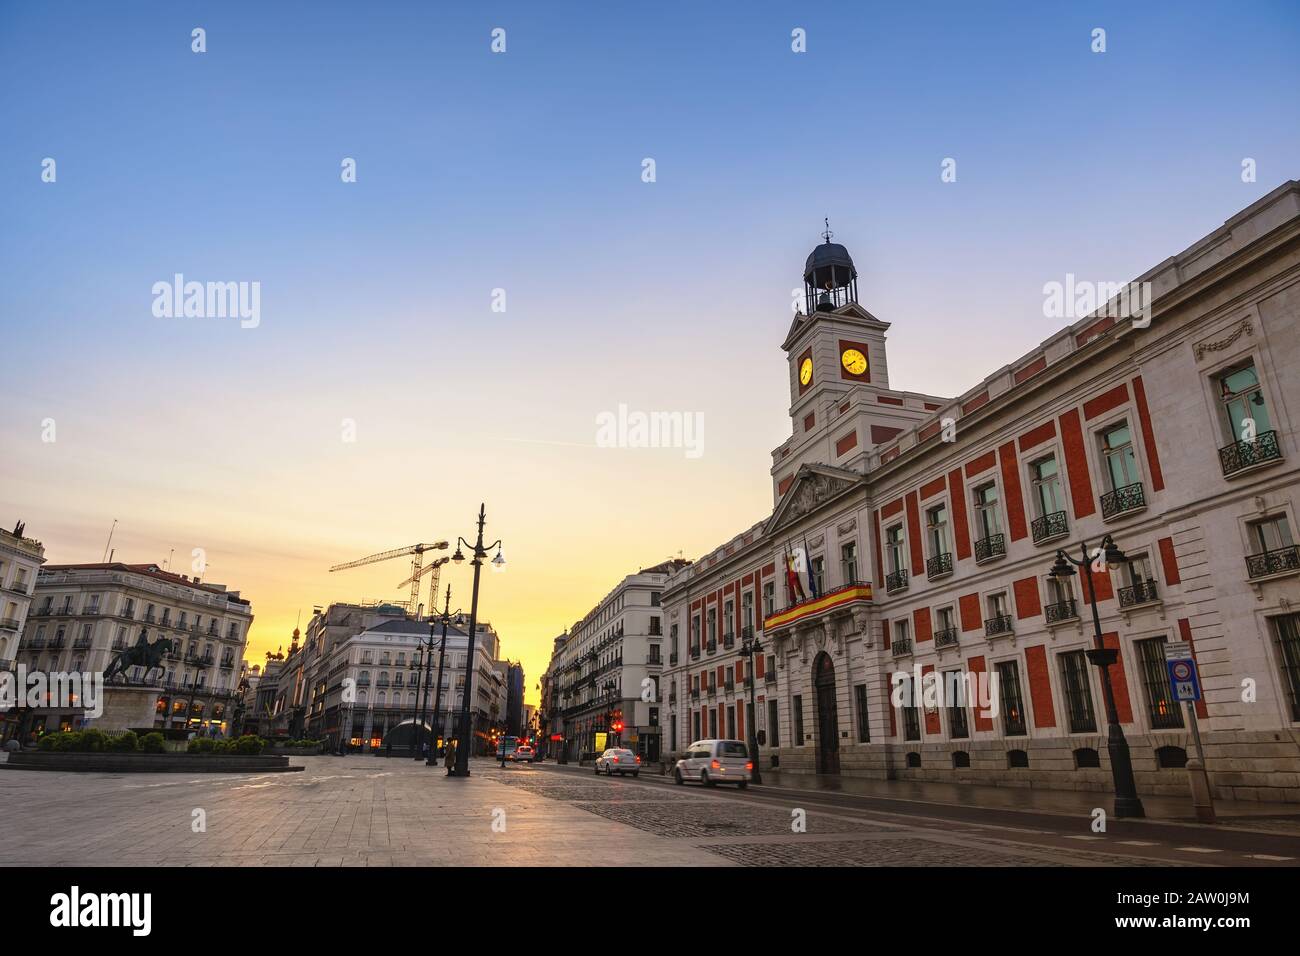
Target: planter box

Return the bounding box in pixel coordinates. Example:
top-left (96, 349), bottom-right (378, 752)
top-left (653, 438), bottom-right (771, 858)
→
top-left (2, 752), bottom-right (303, 773)
top-left (271, 747), bottom-right (323, 756)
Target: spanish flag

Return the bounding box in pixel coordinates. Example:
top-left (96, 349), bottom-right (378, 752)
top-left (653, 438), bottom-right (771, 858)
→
top-left (785, 541), bottom-right (806, 605)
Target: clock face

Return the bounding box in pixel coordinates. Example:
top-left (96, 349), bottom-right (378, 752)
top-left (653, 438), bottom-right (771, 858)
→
top-left (799, 357), bottom-right (813, 386)
top-left (841, 348), bottom-right (868, 376)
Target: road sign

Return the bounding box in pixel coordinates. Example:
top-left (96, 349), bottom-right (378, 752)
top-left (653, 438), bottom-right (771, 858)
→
top-left (1165, 651), bottom-right (1201, 702)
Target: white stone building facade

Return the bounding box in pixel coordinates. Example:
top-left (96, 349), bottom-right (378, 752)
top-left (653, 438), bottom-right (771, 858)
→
top-left (659, 181), bottom-right (1300, 802)
top-left (12, 562), bottom-right (253, 736)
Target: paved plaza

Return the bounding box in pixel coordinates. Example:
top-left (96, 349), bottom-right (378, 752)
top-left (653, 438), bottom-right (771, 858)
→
top-left (4, 755), bottom-right (1296, 867)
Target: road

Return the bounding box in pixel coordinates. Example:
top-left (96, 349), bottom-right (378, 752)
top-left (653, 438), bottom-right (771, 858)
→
top-left (498, 759), bottom-right (1300, 867)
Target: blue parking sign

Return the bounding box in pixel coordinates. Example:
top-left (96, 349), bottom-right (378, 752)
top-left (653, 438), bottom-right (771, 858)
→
top-left (1166, 656), bottom-right (1201, 702)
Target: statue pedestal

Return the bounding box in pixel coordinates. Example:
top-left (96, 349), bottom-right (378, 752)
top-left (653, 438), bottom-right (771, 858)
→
top-left (90, 685), bottom-right (163, 734)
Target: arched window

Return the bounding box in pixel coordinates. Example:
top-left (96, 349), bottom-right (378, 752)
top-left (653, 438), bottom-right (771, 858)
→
top-left (906, 751), bottom-right (922, 768)
top-left (1073, 747), bottom-right (1101, 769)
top-left (1156, 745), bottom-right (1188, 769)
top-left (952, 751), bottom-right (970, 769)
top-left (1008, 749), bottom-right (1030, 768)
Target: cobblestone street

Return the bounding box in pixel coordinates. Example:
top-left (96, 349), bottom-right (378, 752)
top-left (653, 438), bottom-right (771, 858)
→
top-left (5, 756), bottom-right (1291, 867)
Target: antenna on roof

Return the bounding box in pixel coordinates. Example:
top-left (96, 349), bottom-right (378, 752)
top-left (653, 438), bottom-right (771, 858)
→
top-left (102, 519), bottom-right (117, 562)
top-left (166, 548), bottom-right (174, 571)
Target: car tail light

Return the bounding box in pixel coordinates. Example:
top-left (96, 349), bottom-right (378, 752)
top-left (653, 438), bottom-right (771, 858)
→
top-left (635, 755), bottom-right (641, 764)
top-left (746, 762), bottom-right (753, 771)
top-left (711, 759), bottom-right (720, 769)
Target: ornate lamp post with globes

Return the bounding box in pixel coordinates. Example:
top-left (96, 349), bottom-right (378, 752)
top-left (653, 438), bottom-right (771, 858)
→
top-left (1049, 534), bottom-right (1145, 819)
top-left (448, 504), bottom-right (505, 777)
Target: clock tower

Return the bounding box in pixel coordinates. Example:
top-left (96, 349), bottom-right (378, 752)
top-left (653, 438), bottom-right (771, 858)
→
top-left (782, 225), bottom-right (892, 419)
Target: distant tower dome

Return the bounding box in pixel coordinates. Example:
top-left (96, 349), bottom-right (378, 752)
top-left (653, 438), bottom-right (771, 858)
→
top-left (803, 219), bottom-right (858, 314)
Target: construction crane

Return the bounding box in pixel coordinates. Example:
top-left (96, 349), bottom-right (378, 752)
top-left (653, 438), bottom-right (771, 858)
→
top-left (396, 556), bottom-right (449, 621)
top-left (329, 542), bottom-right (449, 613)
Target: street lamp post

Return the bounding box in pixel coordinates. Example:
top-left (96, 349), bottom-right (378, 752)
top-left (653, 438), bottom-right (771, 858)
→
top-left (412, 623), bottom-right (438, 759)
top-left (449, 503), bottom-right (505, 777)
top-left (1050, 535), bottom-right (1145, 819)
top-left (740, 626), bottom-right (763, 786)
top-left (426, 584), bottom-right (464, 766)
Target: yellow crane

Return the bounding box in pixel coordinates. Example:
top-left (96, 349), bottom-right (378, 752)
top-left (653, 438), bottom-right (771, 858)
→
top-left (329, 542), bottom-right (449, 614)
top-left (396, 556), bottom-right (450, 620)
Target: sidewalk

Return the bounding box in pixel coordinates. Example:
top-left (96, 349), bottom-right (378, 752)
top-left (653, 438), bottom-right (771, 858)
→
top-left (749, 769), bottom-right (1300, 823)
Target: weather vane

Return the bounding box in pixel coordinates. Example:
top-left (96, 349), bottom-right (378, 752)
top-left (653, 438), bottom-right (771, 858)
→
top-left (822, 217), bottom-right (834, 243)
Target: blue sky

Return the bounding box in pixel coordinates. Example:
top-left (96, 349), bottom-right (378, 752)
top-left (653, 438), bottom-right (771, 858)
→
top-left (2, 1), bottom-right (1297, 686)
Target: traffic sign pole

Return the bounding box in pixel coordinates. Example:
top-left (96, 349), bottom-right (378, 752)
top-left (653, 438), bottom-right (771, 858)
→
top-left (1184, 700), bottom-right (1216, 824)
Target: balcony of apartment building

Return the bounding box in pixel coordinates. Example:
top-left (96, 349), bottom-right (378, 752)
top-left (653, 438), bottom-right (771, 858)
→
top-left (1246, 545), bottom-right (1300, 580)
top-left (722, 630), bottom-right (735, 650)
top-left (0, 617), bottom-right (21, 633)
top-left (1219, 430), bottom-right (1283, 478)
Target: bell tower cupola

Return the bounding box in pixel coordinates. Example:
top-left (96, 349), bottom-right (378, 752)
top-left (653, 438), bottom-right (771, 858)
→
top-left (803, 219), bottom-right (859, 315)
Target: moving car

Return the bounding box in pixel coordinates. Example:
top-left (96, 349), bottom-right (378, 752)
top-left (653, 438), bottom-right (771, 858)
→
top-left (674, 739), bottom-right (752, 788)
top-left (511, 745), bottom-right (536, 763)
top-left (594, 748), bottom-right (640, 777)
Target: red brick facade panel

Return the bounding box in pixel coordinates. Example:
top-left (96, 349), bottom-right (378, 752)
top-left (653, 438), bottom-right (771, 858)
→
top-left (778, 475), bottom-right (793, 497)
top-left (958, 593), bottom-right (982, 632)
top-left (1013, 577), bottom-right (1042, 619)
top-left (1074, 315), bottom-right (1115, 347)
top-left (997, 441), bottom-right (1028, 541)
top-left (905, 492), bottom-right (923, 575)
top-left (964, 450), bottom-right (997, 477)
top-left (835, 430), bottom-right (859, 456)
top-left (948, 468), bottom-right (972, 561)
top-left (1132, 374), bottom-right (1165, 492)
top-left (962, 392), bottom-right (989, 414)
top-left (1058, 408), bottom-right (1096, 519)
top-left (1024, 644), bottom-right (1057, 729)
top-left (871, 424), bottom-right (904, 444)
top-left (919, 476), bottom-right (947, 500)
top-left (918, 421), bottom-right (941, 442)
top-left (1082, 382), bottom-right (1129, 421)
top-left (913, 606), bottom-right (933, 643)
top-left (1013, 355), bottom-right (1047, 385)
top-left (967, 655), bottom-right (994, 731)
top-left (877, 395), bottom-right (904, 406)
top-left (1158, 536), bottom-right (1181, 586)
top-left (1017, 420), bottom-right (1056, 453)
top-left (1101, 632), bottom-right (1134, 724)
top-left (921, 664), bottom-right (941, 735)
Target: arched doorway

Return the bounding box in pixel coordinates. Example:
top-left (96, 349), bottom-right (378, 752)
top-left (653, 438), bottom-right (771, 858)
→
top-left (813, 651), bottom-right (840, 775)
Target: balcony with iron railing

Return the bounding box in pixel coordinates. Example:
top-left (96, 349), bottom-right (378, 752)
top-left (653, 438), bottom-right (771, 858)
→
top-left (974, 533), bottom-right (1006, 563)
top-left (706, 683), bottom-right (717, 698)
top-left (1045, 599), bottom-right (1078, 624)
top-left (0, 618), bottom-right (20, 631)
top-left (706, 639), bottom-right (717, 655)
top-left (669, 651), bottom-right (679, 665)
top-left (723, 632), bottom-right (735, 650)
top-left (1117, 580), bottom-right (1160, 608)
top-left (1246, 545), bottom-right (1300, 580)
top-left (723, 677), bottom-right (735, 692)
top-left (891, 637), bottom-right (913, 658)
top-left (690, 688), bottom-right (700, 700)
top-left (27, 637), bottom-right (47, 649)
top-left (144, 612), bottom-right (157, 623)
top-left (689, 645), bottom-right (700, 660)
top-left (885, 569), bottom-right (909, 594)
top-left (743, 675), bottom-right (753, 689)
top-left (933, 627), bottom-right (959, 650)
top-left (1219, 430), bottom-right (1282, 477)
top-left (763, 578), bottom-right (873, 633)
top-left (764, 671), bottom-right (776, 684)
top-left (646, 654), bottom-right (662, 666)
top-left (1100, 482), bottom-right (1146, 520)
top-left (73, 637), bottom-right (92, 649)
top-left (48, 637), bottom-right (66, 649)
top-left (926, 552), bottom-right (953, 581)
top-left (984, 614), bottom-right (1015, 638)
top-left (1031, 510), bottom-right (1069, 545)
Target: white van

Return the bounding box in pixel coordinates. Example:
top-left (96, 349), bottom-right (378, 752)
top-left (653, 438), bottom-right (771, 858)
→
top-left (673, 739), bottom-right (753, 788)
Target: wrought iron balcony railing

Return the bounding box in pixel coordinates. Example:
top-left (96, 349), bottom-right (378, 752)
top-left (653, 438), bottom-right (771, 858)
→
top-left (723, 632), bottom-right (735, 650)
top-left (934, 627), bottom-right (959, 649)
top-left (891, 637), bottom-right (913, 658)
top-left (1219, 430), bottom-right (1282, 476)
top-left (764, 671), bottom-right (776, 684)
top-left (1044, 599), bottom-right (1078, 624)
top-left (926, 552), bottom-right (953, 580)
top-left (690, 688), bottom-right (700, 700)
top-left (689, 646), bottom-right (700, 660)
top-left (1100, 482), bottom-right (1146, 519)
top-left (1246, 545), bottom-right (1300, 579)
top-left (1031, 510), bottom-right (1069, 544)
top-left (984, 614), bottom-right (1015, 638)
top-left (974, 533), bottom-right (1005, 562)
top-left (705, 640), bottom-right (717, 655)
top-left (885, 569), bottom-right (909, 594)
top-left (723, 678), bottom-right (735, 692)
top-left (1117, 580), bottom-right (1159, 608)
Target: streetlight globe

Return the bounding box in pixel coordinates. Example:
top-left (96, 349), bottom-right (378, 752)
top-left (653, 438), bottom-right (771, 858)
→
top-left (452, 547), bottom-right (465, 564)
top-left (491, 549), bottom-right (506, 568)
top-left (1049, 553), bottom-right (1076, 578)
